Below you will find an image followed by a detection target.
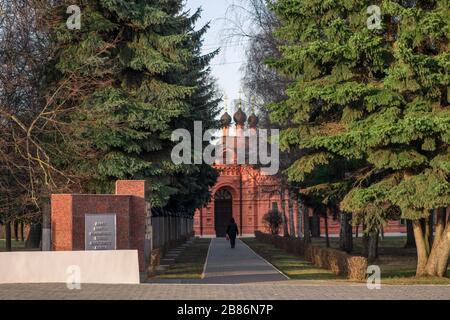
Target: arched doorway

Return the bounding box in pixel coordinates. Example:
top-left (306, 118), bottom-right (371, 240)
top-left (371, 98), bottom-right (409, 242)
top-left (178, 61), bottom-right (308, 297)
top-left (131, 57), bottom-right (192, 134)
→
top-left (214, 188), bottom-right (232, 237)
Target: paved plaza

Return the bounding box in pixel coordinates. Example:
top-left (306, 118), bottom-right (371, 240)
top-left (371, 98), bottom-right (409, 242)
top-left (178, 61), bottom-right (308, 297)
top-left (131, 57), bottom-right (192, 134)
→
top-left (1, 282), bottom-right (449, 300)
top-left (1, 238), bottom-right (449, 300)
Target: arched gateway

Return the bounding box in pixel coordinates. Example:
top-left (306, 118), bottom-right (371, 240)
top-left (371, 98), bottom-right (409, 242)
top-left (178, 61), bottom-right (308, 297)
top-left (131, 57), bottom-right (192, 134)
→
top-left (214, 188), bottom-right (232, 237)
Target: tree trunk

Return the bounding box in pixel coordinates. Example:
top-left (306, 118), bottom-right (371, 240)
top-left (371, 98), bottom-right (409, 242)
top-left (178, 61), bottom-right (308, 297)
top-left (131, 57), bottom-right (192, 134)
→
top-left (13, 221), bottom-right (19, 242)
top-left (368, 230), bottom-right (379, 263)
top-left (280, 186), bottom-right (289, 237)
top-left (339, 212), bottom-right (353, 253)
top-left (362, 234), bottom-right (369, 256)
top-left (5, 221), bottom-right (12, 251)
top-left (288, 190), bottom-right (296, 238)
top-left (281, 212), bottom-right (289, 237)
top-left (19, 222), bottom-right (24, 242)
top-left (25, 222), bottom-right (42, 249)
top-left (405, 220), bottom-right (416, 248)
top-left (424, 208), bottom-right (449, 277)
top-left (362, 223), bottom-right (369, 257)
top-left (42, 200), bottom-right (51, 251)
top-left (303, 205), bottom-right (311, 243)
top-left (380, 225), bottom-right (385, 240)
top-left (297, 198), bottom-right (303, 239)
top-left (423, 218), bottom-right (431, 255)
top-left (413, 219), bottom-right (429, 277)
top-left (355, 224), bottom-right (359, 238)
top-left (311, 213), bottom-right (321, 238)
top-left (325, 208), bottom-right (330, 248)
top-left (428, 212), bottom-right (435, 246)
top-left (346, 214), bottom-right (353, 253)
top-left (425, 228), bottom-right (450, 277)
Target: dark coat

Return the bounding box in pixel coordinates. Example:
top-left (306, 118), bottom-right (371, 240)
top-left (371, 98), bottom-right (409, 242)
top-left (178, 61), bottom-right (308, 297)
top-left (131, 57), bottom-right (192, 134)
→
top-left (226, 222), bottom-right (239, 238)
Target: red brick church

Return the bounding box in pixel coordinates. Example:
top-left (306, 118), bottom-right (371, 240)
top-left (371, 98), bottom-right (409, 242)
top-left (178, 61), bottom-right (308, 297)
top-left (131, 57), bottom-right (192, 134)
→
top-left (194, 107), bottom-right (406, 237)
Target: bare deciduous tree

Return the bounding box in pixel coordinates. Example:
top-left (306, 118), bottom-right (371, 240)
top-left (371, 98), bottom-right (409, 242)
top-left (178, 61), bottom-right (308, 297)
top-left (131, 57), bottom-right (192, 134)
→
top-left (0, 0), bottom-right (87, 248)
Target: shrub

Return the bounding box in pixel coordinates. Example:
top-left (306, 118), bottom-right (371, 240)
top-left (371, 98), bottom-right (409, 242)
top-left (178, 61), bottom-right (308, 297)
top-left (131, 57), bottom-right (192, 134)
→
top-left (262, 210), bottom-right (282, 235)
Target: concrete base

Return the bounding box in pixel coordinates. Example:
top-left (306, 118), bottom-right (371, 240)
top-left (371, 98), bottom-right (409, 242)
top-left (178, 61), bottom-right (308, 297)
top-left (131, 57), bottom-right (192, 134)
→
top-left (0, 250), bottom-right (140, 284)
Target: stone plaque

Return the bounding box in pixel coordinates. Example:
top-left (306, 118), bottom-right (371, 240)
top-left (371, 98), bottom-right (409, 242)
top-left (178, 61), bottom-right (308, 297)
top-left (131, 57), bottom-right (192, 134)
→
top-left (85, 214), bottom-right (116, 250)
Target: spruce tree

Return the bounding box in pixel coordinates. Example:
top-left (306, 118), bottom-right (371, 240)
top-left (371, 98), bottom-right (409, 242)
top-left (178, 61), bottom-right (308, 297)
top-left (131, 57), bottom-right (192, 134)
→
top-left (46, 0), bottom-right (219, 213)
top-left (268, 0), bottom-right (449, 276)
top-left (164, 13), bottom-right (221, 215)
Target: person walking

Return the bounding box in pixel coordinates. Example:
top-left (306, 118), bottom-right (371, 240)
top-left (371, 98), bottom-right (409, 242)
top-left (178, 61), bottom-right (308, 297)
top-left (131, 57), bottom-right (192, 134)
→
top-left (226, 218), bottom-right (239, 249)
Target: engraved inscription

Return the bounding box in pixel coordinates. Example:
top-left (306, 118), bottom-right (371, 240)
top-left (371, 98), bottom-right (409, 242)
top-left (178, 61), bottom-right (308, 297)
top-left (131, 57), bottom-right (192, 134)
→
top-left (85, 214), bottom-right (116, 250)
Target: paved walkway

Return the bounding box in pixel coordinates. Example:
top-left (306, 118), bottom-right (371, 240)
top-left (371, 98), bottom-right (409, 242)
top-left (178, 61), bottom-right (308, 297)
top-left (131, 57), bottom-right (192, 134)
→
top-left (202, 238), bottom-right (288, 284)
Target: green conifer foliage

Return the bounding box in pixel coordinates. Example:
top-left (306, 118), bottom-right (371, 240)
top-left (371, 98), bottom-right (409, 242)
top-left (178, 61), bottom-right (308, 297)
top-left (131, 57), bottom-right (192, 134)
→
top-left (47, 1), bottom-right (219, 214)
top-left (268, 0), bottom-right (449, 275)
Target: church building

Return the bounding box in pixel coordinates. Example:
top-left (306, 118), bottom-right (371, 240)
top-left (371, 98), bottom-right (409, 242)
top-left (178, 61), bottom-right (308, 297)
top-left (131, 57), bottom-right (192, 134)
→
top-left (194, 104), bottom-right (293, 237)
top-left (194, 106), bottom-right (406, 238)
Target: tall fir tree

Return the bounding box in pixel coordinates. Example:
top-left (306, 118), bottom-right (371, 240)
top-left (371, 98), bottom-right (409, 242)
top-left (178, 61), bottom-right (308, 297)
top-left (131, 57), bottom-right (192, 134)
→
top-left (164, 10), bottom-right (221, 215)
top-left (45, 0), bottom-right (219, 214)
top-left (268, 0), bottom-right (449, 276)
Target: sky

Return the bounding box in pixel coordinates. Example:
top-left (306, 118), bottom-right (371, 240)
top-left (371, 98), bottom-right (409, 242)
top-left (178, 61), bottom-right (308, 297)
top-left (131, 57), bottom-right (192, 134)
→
top-left (185, 0), bottom-right (250, 114)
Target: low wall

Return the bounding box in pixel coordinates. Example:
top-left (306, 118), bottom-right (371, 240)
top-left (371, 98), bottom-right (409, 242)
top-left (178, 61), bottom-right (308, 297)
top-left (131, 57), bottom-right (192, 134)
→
top-left (151, 216), bottom-right (194, 249)
top-left (255, 231), bottom-right (367, 281)
top-left (0, 250), bottom-right (140, 284)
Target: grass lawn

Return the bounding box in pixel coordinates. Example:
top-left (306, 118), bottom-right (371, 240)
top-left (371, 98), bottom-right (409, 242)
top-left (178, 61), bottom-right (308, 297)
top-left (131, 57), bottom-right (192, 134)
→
top-left (312, 236), bottom-right (450, 285)
top-left (0, 239), bottom-right (26, 252)
top-left (242, 238), bottom-right (345, 281)
top-left (243, 236), bottom-right (450, 285)
top-left (155, 238), bottom-right (211, 279)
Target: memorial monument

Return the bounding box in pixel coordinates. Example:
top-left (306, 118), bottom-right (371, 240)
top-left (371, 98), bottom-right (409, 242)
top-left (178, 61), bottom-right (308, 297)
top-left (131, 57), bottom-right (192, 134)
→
top-left (51, 180), bottom-right (148, 272)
